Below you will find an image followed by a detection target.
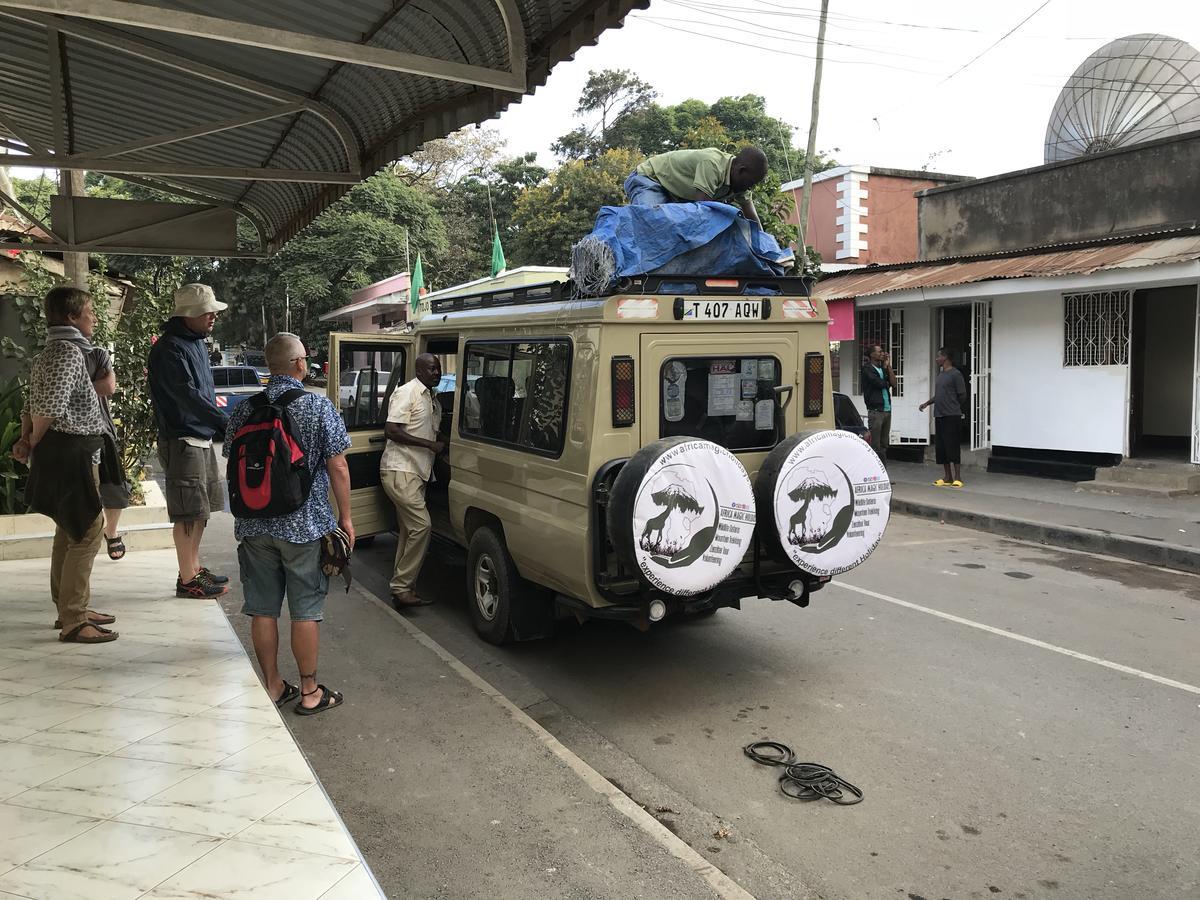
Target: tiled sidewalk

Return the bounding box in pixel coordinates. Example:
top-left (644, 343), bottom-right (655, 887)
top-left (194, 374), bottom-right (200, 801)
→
top-left (0, 550), bottom-right (383, 900)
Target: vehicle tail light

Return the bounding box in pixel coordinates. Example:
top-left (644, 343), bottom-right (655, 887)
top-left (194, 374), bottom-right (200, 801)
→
top-left (803, 352), bottom-right (824, 418)
top-left (611, 356), bottom-right (635, 427)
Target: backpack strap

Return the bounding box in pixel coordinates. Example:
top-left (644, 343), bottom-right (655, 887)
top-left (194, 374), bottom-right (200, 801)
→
top-left (277, 388), bottom-right (308, 406)
top-left (247, 391), bottom-right (270, 409)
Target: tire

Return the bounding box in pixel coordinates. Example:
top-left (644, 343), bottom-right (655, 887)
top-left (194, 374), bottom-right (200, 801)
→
top-left (466, 527), bottom-right (552, 645)
top-left (607, 437), bottom-right (756, 597)
top-left (753, 428), bottom-right (891, 578)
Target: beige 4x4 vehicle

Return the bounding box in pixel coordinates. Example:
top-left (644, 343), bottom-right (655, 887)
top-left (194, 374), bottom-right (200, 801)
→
top-left (327, 275), bottom-right (891, 644)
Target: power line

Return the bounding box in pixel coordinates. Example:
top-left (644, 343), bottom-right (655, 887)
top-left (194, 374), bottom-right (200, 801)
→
top-left (938, 0), bottom-right (1055, 84)
top-left (677, 0), bottom-right (982, 33)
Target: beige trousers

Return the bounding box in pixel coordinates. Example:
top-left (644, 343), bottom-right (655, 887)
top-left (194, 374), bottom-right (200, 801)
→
top-left (50, 467), bottom-right (104, 633)
top-left (382, 470), bottom-right (431, 595)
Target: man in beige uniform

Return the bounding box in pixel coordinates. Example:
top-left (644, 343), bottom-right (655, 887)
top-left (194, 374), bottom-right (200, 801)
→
top-left (382, 353), bottom-right (443, 608)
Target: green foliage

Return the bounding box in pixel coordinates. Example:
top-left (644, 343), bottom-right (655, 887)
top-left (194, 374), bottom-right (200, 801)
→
top-left (0, 250), bottom-right (58, 376)
top-left (511, 147), bottom-right (641, 266)
top-left (0, 377), bottom-right (30, 515)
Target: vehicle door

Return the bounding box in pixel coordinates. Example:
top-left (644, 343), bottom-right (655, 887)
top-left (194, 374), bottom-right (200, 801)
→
top-left (326, 332), bottom-right (412, 537)
top-left (640, 329), bottom-right (799, 482)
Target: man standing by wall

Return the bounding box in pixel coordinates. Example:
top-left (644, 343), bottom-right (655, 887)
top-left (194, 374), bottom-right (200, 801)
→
top-left (225, 333), bottom-right (353, 714)
top-left (861, 344), bottom-right (897, 468)
top-left (920, 347), bottom-right (968, 487)
top-left (148, 284), bottom-right (230, 598)
top-left (381, 353), bottom-right (443, 610)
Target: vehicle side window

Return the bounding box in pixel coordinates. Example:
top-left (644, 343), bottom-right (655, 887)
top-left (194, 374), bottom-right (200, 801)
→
top-left (336, 343), bottom-right (406, 430)
top-left (241, 369), bottom-right (257, 387)
top-left (212, 368), bottom-right (228, 387)
top-left (460, 339), bottom-right (570, 456)
top-left (660, 356), bottom-right (782, 451)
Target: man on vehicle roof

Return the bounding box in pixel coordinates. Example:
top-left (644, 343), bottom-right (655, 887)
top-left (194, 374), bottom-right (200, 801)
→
top-left (624, 146), bottom-right (768, 225)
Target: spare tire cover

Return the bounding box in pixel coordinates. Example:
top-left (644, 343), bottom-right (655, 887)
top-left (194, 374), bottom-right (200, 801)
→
top-left (754, 429), bottom-right (890, 577)
top-left (608, 437), bottom-right (757, 596)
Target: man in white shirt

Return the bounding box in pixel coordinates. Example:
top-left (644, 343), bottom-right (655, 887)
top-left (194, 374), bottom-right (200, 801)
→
top-left (381, 353), bottom-right (443, 608)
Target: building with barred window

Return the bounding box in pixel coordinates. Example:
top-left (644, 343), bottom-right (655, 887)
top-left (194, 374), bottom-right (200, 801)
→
top-left (812, 131), bottom-right (1200, 477)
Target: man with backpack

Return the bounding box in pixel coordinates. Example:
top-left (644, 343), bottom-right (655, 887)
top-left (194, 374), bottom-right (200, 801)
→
top-left (223, 332), bottom-right (354, 716)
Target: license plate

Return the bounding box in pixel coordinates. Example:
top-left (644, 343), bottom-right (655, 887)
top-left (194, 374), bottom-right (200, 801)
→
top-left (680, 299), bottom-right (761, 321)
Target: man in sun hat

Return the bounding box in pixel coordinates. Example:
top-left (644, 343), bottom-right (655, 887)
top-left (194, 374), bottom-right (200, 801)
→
top-left (148, 283), bottom-right (232, 599)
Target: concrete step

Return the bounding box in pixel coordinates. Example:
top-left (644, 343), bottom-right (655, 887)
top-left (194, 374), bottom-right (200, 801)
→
top-left (1091, 463), bottom-right (1200, 492)
top-left (0, 482), bottom-right (168, 538)
top-left (0, 521), bottom-right (175, 561)
top-left (1076, 480), bottom-right (1197, 499)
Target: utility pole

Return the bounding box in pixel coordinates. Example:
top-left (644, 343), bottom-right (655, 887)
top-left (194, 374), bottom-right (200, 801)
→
top-left (797, 0), bottom-right (829, 254)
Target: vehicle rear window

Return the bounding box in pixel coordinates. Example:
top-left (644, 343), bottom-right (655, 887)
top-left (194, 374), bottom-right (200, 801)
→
top-left (212, 368), bottom-right (228, 387)
top-left (660, 356), bottom-right (782, 451)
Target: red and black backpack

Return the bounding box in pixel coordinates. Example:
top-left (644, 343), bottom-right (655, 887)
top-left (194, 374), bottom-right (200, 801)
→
top-left (226, 389), bottom-right (312, 518)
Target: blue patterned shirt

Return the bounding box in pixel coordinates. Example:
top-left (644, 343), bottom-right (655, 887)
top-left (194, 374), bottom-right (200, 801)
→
top-left (223, 375), bottom-right (351, 544)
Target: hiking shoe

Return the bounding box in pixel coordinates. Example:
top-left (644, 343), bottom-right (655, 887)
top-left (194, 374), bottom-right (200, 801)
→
top-left (198, 567), bottom-right (230, 585)
top-left (177, 576), bottom-right (228, 598)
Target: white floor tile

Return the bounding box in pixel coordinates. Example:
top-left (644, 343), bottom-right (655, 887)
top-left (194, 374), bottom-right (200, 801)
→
top-left (7, 757), bottom-right (203, 820)
top-left (18, 708), bottom-right (185, 755)
top-left (319, 865), bottom-right (384, 900)
top-left (39, 669), bottom-right (173, 706)
top-left (113, 716), bottom-right (284, 767)
top-left (143, 840), bottom-right (356, 900)
top-left (0, 821), bottom-right (219, 900)
top-left (115, 767), bottom-right (310, 839)
top-left (0, 698), bottom-right (101, 743)
top-left (216, 735), bottom-right (316, 784)
top-left (0, 804), bottom-right (98, 871)
top-left (236, 786), bottom-right (359, 860)
top-left (0, 744), bottom-right (99, 801)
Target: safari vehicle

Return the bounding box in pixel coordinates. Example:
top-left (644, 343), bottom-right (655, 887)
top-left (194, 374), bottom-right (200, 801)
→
top-left (327, 275), bottom-right (890, 644)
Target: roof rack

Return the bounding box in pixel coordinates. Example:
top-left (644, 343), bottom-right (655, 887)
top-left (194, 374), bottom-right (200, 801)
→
top-left (428, 273), bottom-right (814, 314)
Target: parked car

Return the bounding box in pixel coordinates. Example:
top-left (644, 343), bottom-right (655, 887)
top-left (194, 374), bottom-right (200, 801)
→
top-left (212, 366), bottom-right (263, 414)
top-left (240, 351), bottom-right (270, 384)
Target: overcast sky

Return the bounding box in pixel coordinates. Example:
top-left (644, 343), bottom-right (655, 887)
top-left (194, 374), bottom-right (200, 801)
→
top-left (491, 0), bottom-right (1200, 180)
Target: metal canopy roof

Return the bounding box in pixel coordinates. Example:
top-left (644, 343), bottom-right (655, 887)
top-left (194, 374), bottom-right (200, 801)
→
top-left (0, 0), bottom-right (645, 255)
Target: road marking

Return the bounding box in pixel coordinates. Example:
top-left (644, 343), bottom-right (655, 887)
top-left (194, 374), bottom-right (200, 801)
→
top-left (833, 580), bottom-right (1200, 697)
top-left (352, 583), bottom-right (757, 900)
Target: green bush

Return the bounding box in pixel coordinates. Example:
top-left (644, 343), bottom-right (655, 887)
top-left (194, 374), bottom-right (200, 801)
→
top-left (0, 377), bottom-right (30, 515)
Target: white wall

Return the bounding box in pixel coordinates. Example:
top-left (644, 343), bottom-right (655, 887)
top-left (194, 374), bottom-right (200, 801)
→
top-left (992, 291), bottom-right (1128, 454)
top-left (1140, 287), bottom-right (1196, 436)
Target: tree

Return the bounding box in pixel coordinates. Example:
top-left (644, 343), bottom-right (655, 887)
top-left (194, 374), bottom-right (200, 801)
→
top-left (552, 69), bottom-right (656, 159)
top-left (511, 147), bottom-right (640, 265)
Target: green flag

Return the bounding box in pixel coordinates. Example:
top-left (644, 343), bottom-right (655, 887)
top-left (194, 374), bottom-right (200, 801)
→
top-left (409, 253), bottom-right (424, 313)
top-left (490, 227), bottom-right (506, 278)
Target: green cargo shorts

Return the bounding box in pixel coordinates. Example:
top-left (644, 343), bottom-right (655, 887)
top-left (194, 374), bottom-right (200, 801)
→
top-left (158, 437), bottom-right (224, 523)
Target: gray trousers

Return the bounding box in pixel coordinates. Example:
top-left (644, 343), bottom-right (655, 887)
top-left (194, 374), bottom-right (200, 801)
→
top-left (868, 409), bottom-right (891, 461)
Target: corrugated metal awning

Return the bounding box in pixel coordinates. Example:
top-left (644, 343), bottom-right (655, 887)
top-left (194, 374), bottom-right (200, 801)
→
top-left (814, 234), bottom-right (1200, 301)
top-left (0, 0), bottom-right (645, 255)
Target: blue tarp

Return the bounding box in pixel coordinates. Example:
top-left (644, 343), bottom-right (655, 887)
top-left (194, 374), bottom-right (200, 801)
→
top-left (588, 201), bottom-right (795, 278)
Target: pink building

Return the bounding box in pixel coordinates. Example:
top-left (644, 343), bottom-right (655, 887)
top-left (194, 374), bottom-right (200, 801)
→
top-left (319, 271), bottom-right (411, 333)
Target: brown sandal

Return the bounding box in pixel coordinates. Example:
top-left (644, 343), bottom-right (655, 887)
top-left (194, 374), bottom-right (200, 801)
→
top-left (52, 611), bottom-right (116, 630)
top-left (59, 623), bottom-right (119, 643)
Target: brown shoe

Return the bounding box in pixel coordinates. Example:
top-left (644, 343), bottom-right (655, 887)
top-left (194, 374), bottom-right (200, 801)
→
top-left (391, 591), bottom-right (434, 609)
top-left (60, 623), bottom-right (119, 643)
top-left (52, 611), bottom-right (116, 630)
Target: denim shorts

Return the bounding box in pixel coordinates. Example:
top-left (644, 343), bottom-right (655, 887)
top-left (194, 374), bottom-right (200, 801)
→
top-left (237, 534), bottom-right (329, 621)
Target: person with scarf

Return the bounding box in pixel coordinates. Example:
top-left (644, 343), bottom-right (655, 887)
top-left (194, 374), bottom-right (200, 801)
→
top-left (10, 287), bottom-right (119, 643)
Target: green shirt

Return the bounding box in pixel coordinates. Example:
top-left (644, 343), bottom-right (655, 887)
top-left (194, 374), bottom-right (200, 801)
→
top-left (635, 148), bottom-right (744, 203)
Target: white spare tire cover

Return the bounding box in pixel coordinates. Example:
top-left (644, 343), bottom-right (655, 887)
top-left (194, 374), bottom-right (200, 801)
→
top-left (754, 430), bottom-right (890, 577)
top-left (608, 437), bottom-right (757, 597)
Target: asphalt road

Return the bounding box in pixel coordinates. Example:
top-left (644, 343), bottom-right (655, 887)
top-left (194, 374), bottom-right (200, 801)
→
top-left (211, 509), bottom-right (1200, 900)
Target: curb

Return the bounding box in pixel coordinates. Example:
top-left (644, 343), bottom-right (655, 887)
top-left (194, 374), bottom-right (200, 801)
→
top-left (891, 498), bottom-right (1200, 576)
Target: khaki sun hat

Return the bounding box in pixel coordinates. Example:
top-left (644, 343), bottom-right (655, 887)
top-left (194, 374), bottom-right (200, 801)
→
top-left (172, 283), bottom-right (228, 317)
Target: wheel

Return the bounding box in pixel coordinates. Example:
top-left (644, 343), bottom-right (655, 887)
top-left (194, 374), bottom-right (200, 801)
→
top-left (466, 527), bottom-right (552, 645)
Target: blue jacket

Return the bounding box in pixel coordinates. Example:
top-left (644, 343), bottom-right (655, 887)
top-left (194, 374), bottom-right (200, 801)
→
top-left (148, 317), bottom-right (228, 440)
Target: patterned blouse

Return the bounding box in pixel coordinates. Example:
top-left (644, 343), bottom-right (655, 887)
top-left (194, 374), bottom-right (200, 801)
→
top-left (223, 375), bottom-right (351, 545)
top-left (29, 339), bottom-right (106, 435)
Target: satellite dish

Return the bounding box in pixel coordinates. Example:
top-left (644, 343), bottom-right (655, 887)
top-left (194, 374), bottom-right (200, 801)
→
top-left (1045, 34), bottom-right (1200, 163)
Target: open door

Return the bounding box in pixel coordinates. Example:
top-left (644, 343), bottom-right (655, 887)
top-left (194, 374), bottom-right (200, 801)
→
top-left (1193, 285), bottom-right (1200, 464)
top-left (326, 332), bottom-right (412, 537)
top-left (970, 300), bottom-right (992, 451)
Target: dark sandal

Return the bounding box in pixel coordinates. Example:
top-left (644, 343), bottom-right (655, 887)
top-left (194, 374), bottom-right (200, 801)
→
top-left (273, 681), bottom-right (300, 707)
top-left (294, 684), bottom-right (343, 716)
top-left (52, 611), bottom-right (116, 629)
top-left (59, 622), bottom-right (119, 643)
top-left (106, 535), bottom-right (126, 560)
